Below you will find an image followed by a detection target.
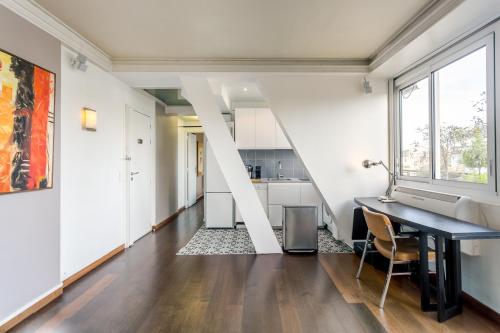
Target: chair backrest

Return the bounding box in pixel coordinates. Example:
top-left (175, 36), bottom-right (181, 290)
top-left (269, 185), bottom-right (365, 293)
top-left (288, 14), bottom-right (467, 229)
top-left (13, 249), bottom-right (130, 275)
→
top-left (361, 206), bottom-right (394, 242)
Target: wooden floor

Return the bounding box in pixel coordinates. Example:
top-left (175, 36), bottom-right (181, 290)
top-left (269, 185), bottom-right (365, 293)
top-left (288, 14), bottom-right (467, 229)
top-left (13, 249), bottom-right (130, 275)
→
top-left (11, 200), bottom-right (500, 333)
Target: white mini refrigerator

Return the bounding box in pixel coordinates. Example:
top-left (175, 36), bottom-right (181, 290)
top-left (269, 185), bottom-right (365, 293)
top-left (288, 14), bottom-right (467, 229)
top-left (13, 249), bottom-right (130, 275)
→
top-left (204, 137), bottom-right (235, 228)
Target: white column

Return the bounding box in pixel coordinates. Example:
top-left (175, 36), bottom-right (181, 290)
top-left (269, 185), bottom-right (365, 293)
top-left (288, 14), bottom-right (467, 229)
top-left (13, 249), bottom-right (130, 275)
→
top-left (180, 76), bottom-right (282, 254)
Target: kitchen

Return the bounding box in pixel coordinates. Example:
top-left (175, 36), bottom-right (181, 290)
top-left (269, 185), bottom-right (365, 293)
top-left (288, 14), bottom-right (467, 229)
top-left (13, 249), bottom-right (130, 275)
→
top-left (204, 107), bottom-right (336, 234)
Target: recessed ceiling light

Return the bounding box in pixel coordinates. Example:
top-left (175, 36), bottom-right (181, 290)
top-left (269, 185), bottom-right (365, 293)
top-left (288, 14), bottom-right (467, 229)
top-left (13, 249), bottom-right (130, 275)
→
top-left (243, 87), bottom-right (248, 92)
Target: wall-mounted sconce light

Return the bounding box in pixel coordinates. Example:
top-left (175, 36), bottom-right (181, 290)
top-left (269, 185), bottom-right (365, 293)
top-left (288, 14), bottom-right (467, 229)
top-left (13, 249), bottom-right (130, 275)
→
top-left (81, 107), bottom-right (97, 131)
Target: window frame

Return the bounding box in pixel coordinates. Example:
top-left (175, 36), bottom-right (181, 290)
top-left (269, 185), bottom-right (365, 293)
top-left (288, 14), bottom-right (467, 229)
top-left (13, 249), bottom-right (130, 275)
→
top-left (394, 33), bottom-right (496, 193)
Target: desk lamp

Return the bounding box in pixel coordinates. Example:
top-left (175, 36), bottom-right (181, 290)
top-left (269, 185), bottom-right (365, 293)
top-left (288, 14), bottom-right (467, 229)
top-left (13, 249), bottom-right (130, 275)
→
top-left (362, 160), bottom-right (396, 202)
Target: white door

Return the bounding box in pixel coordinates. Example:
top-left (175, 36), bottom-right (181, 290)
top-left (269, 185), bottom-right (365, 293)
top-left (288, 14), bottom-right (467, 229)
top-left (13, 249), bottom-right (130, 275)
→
top-left (128, 109), bottom-right (152, 244)
top-left (186, 133), bottom-right (197, 207)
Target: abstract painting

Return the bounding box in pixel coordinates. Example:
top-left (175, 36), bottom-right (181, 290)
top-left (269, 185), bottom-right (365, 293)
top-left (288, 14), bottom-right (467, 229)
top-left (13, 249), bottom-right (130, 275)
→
top-left (0, 48), bottom-right (55, 194)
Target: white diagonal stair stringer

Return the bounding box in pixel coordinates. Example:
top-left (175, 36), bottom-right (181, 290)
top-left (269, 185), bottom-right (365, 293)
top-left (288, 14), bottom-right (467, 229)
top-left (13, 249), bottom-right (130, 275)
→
top-left (180, 76), bottom-right (282, 254)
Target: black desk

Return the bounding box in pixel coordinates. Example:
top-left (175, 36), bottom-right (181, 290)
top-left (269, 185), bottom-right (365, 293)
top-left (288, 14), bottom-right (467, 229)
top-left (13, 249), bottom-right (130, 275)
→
top-left (354, 197), bottom-right (500, 322)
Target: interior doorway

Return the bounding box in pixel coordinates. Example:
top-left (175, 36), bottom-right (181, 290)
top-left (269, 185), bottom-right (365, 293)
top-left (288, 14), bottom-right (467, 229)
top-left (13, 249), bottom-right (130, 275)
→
top-left (185, 132), bottom-right (205, 208)
top-left (186, 133), bottom-right (198, 207)
top-left (126, 106), bottom-right (152, 245)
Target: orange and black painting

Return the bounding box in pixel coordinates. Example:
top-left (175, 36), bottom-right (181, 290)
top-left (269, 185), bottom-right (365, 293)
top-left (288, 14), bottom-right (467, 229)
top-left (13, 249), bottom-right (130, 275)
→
top-left (0, 49), bottom-right (55, 194)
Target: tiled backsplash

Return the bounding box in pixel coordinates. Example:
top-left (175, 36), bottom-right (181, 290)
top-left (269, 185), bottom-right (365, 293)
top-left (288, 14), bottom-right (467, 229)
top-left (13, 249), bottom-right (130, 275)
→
top-left (239, 149), bottom-right (308, 179)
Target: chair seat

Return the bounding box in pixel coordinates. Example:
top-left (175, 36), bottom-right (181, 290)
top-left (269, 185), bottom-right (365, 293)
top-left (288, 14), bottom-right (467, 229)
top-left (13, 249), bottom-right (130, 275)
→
top-left (374, 237), bottom-right (435, 262)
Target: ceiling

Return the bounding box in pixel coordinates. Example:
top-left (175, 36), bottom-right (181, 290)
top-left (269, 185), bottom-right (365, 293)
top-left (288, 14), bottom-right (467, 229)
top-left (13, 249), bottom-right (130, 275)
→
top-left (145, 89), bottom-right (191, 105)
top-left (35, 0), bottom-right (432, 60)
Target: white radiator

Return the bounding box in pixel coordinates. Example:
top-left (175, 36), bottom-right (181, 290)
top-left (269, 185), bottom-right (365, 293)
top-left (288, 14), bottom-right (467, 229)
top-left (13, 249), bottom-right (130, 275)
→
top-left (391, 186), bottom-right (482, 256)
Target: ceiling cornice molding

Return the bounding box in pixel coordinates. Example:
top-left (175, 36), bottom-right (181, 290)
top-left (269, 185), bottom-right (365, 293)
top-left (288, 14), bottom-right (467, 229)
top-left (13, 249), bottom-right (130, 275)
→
top-left (368, 0), bottom-right (464, 71)
top-left (0, 0), bottom-right (112, 71)
top-left (111, 58), bottom-right (370, 73)
top-left (0, 0), bottom-right (463, 74)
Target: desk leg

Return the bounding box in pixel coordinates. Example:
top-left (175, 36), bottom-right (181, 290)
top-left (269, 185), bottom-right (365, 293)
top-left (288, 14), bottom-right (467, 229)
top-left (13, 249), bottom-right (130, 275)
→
top-left (435, 237), bottom-right (464, 322)
top-left (419, 231), bottom-right (434, 311)
top-left (435, 236), bottom-right (447, 321)
top-left (445, 239), bottom-right (463, 319)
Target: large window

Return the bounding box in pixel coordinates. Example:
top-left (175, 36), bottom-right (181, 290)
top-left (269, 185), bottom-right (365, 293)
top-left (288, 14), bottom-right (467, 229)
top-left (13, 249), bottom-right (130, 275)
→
top-left (396, 35), bottom-right (495, 191)
top-left (400, 78), bottom-right (430, 178)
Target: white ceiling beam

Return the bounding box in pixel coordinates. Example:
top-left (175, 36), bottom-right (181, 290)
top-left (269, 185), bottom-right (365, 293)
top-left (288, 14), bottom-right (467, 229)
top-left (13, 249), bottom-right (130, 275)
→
top-left (112, 58), bottom-right (370, 73)
top-left (181, 76), bottom-right (282, 254)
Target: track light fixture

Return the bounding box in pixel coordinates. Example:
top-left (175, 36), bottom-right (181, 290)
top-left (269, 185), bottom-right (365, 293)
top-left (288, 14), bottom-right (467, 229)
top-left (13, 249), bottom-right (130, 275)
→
top-left (71, 53), bottom-right (88, 72)
top-left (363, 77), bottom-right (373, 94)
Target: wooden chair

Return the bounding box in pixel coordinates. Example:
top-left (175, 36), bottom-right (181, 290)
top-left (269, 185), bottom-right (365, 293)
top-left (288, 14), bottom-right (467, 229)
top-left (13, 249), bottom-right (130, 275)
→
top-left (356, 206), bottom-right (435, 308)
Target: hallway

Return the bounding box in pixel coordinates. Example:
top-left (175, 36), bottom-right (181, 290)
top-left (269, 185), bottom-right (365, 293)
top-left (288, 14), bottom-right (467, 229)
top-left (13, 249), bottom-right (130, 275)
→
top-left (11, 201), bottom-right (500, 333)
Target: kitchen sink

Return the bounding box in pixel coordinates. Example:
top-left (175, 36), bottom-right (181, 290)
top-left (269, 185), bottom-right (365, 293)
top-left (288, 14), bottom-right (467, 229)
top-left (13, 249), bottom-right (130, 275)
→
top-left (266, 177), bottom-right (309, 182)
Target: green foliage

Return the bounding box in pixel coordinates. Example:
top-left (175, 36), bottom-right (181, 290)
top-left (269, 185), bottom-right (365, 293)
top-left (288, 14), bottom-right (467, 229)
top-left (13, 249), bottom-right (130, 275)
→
top-left (408, 91), bottom-right (488, 183)
top-left (462, 126), bottom-right (488, 181)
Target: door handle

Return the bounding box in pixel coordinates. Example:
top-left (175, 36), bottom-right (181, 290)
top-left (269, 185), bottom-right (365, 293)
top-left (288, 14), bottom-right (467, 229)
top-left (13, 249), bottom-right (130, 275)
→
top-left (131, 171), bottom-right (140, 176)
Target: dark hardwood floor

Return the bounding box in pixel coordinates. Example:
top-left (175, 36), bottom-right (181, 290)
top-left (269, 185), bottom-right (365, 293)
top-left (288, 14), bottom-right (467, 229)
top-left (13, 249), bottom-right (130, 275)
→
top-left (11, 200), bottom-right (500, 333)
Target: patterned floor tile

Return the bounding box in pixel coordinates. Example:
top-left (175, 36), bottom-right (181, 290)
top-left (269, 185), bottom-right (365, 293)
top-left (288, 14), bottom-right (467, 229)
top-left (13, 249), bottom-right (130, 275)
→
top-left (177, 227), bottom-right (353, 255)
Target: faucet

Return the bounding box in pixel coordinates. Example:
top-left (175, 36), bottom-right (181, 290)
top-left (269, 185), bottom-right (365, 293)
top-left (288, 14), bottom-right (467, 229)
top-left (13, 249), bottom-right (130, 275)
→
top-left (277, 160), bottom-right (284, 179)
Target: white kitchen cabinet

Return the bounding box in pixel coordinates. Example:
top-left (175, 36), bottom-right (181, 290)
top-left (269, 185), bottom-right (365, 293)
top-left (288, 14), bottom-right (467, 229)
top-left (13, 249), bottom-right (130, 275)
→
top-left (268, 183), bottom-right (301, 205)
top-left (235, 183), bottom-right (268, 222)
top-left (300, 183), bottom-right (322, 206)
top-left (268, 204), bottom-right (283, 227)
top-left (300, 183), bottom-right (323, 226)
top-left (235, 108), bottom-right (255, 149)
top-left (275, 122), bottom-right (291, 149)
top-left (206, 193), bottom-right (234, 228)
top-left (234, 108), bottom-right (291, 150)
top-left (205, 141), bottom-right (229, 193)
top-left (255, 109), bottom-right (276, 149)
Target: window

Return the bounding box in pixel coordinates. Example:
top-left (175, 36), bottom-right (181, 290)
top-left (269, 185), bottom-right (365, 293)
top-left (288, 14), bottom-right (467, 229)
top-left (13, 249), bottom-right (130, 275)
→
top-left (395, 34), bottom-right (495, 191)
top-left (434, 47), bottom-right (487, 184)
top-left (400, 78), bottom-right (430, 178)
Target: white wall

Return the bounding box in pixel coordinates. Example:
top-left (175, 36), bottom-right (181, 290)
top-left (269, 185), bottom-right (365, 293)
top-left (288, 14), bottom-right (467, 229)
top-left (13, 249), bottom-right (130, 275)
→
top-left (60, 46), bottom-right (156, 280)
top-left (258, 75), bottom-right (388, 243)
top-left (0, 7), bottom-right (61, 325)
top-left (155, 104), bottom-right (178, 223)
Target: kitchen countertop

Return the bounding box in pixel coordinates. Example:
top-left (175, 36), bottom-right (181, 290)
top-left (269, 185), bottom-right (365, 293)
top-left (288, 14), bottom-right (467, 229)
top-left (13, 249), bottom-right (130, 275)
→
top-left (251, 178), bottom-right (311, 183)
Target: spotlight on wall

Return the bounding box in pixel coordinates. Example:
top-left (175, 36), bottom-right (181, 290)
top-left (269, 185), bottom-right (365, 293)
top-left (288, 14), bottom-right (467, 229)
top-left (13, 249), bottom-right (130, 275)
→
top-left (72, 53), bottom-right (88, 72)
top-left (363, 77), bottom-right (373, 94)
top-left (81, 107), bottom-right (97, 131)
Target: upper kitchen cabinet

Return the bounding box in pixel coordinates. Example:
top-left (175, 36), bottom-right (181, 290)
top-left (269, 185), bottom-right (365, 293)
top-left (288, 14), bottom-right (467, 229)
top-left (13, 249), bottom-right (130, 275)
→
top-left (234, 108), bottom-right (256, 149)
top-left (234, 108), bottom-right (292, 149)
top-left (255, 108), bottom-right (276, 149)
